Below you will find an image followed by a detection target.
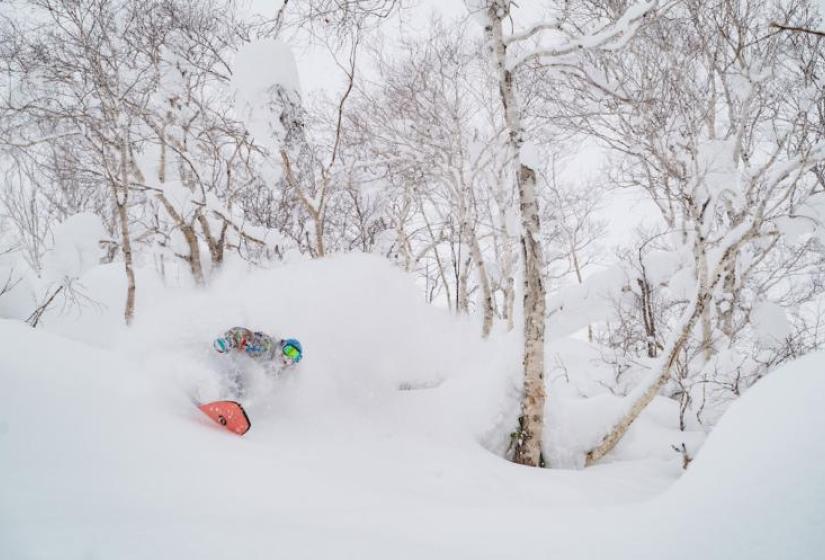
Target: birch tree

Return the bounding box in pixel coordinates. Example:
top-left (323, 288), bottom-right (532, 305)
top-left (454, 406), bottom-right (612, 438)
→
top-left (473, 0), bottom-right (657, 466)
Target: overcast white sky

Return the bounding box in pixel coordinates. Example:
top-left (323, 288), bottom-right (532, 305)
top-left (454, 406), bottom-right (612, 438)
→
top-left (248, 0), bottom-right (825, 96)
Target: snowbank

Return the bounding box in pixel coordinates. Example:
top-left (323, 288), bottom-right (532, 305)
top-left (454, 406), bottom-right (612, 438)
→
top-left (584, 351), bottom-right (825, 560)
top-left (648, 351), bottom-right (825, 559)
top-left (2, 254), bottom-right (820, 559)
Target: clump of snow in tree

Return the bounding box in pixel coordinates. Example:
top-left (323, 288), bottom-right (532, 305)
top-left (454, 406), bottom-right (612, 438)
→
top-left (547, 266), bottom-right (627, 339)
top-left (519, 141), bottom-right (542, 169)
top-left (231, 38), bottom-right (301, 149)
top-left (642, 249), bottom-right (687, 285)
top-left (41, 213), bottom-right (108, 282)
top-left (233, 39), bottom-right (301, 99)
top-left (776, 192), bottom-right (825, 242)
top-left (750, 300), bottom-right (792, 347)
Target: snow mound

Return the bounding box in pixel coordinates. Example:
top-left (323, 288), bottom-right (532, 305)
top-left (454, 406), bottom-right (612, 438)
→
top-left (651, 351), bottom-right (825, 559)
top-left (3, 254), bottom-right (821, 559)
top-left (570, 351), bottom-right (825, 560)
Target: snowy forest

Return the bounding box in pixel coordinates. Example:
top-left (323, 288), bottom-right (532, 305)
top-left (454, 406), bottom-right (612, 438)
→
top-left (1, 0), bottom-right (824, 558)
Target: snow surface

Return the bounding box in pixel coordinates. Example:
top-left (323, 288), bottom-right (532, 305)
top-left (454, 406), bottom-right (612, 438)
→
top-left (1, 254), bottom-right (823, 559)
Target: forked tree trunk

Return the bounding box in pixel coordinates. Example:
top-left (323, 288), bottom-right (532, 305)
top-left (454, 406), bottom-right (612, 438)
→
top-left (486, 1), bottom-right (548, 467)
top-left (197, 214), bottom-right (228, 269)
top-left (154, 127), bottom-right (207, 285)
top-left (156, 192), bottom-right (205, 286)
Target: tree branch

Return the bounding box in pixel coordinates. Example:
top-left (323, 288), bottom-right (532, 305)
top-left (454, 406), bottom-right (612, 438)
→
top-left (769, 22), bottom-right (825, 38)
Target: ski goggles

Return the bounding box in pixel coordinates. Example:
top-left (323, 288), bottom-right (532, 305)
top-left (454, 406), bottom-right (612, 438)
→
top-left (282, 343), bottom-right (301, 362)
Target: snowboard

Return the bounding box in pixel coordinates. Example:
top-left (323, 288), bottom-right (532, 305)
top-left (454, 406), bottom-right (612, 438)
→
top-left (197, 400), bottom-right (252, 435)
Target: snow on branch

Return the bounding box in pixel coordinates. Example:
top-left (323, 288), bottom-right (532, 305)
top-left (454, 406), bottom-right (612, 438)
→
top-left (508, 0), bottom-right (658, 71)
top-left (504, 20), bottom-right (561, 46)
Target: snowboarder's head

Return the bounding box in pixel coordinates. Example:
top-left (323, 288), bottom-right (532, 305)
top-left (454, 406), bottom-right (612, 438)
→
top-left (279, 338), bottom-right (303, 366)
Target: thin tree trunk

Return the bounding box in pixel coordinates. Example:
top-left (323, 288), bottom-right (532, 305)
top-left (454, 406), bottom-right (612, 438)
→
top-left (395, 199), bottom-right (414, 272)
top-left (571, 247), bottom-right (593, 343)
top-left (490, 168), bottom-right (516, 332)
top-left (158, 122), bottom-right (167, 184)
top-left (471, 231), bottom-right (495, 338)
top-left (156, 193), bottom-right (205, 286)
top-left (501, 226), bottom-right (516, 332)
top-left (117, 129), bottom-right (136, 325)
top-left (314, 206), bottom-right (326, 257)
top-left (720, 258), bottom-right (736, 338)
top-left (457, 252), bottom-right (472, 314)
top-left (117, 199), bottom-right (136, 325)
top-left (637, 276), bottom-right (658, 358)
top-left (636, 251), bottom-right (658, 357)
top-left (423, 213), bottom-right (453, 312)
top-left (696, 232), bottom-right (714, 361)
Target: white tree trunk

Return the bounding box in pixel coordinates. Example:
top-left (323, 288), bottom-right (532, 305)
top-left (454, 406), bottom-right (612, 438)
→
top-left (695, 230), bottom-right (714, 361)
top-left (486, 1), bottom-right (548, 467)
top-left (117, 129), bottom-right (136, 325)
top-left (470, 230), bottom-right (495, 338)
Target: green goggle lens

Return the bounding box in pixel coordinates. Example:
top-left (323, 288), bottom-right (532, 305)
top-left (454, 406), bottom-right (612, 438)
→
top-left (283, 344), bottom-right (300, 360)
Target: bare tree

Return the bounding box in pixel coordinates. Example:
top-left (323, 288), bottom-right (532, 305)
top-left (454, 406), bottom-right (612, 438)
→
top-left (558, 0), bottom-right (825, 465)
top-left (344, 18), bottom-right (511, 335)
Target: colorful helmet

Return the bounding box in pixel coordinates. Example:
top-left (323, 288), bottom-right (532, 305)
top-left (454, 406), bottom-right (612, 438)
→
top-left (281, 338), bottom-right (303, 363)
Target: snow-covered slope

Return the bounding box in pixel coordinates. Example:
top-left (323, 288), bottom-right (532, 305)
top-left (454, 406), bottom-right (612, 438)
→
top-left (644, 350), bottom-right (825, 559)
top-left (1, 255), bottom-right (822, 559)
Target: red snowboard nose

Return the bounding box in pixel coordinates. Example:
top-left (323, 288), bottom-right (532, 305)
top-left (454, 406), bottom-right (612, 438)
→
top-left (198, 401), bottom-right (251, 435)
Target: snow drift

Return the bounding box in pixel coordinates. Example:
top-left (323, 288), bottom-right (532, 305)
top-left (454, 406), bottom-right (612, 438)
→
top-left (1, 254), bottom-right (822, 559)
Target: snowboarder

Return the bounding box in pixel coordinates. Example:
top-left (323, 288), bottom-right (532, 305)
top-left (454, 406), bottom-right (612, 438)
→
top-left (213, 327), bottom-right (303, 367)
top-left (212, 327), bottom-right (303, 398)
